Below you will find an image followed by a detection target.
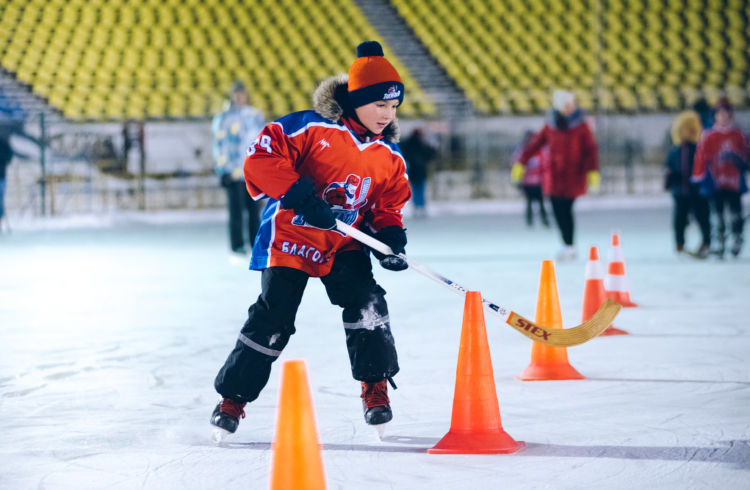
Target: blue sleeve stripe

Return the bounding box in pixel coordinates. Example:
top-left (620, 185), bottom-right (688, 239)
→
top-left (274, 111), bottom-right (344, 138)
top-left (250, 199), bottom-right (280, 270)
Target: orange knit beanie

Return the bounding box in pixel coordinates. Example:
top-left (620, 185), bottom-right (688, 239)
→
top-left (348, 41), bottom-right (404, 108)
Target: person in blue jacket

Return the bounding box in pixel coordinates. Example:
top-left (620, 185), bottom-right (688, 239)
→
top-left (664, 110), bottom-right (710, 257)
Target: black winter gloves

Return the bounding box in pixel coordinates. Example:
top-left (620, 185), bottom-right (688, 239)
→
top-left (280, 177), bottom-right (336, 230)
top-left (369, 225), bottom-right (408, 271)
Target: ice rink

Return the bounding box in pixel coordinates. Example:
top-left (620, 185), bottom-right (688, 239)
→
top-left (1, 199), bottom-right (749, 489)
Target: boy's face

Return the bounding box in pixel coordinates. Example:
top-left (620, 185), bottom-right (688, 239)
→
top-left (354, 100), bottom-right (399, 134)
top-left (714, 108), bottom-right (731, 126)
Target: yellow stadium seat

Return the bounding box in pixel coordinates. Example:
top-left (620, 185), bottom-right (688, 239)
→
top-left (1, 0), bottom-right (748, 118)
top-left (0, 0), bottom-right (438, 119)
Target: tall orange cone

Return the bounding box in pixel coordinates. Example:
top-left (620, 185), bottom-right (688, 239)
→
top-left (605, 233), bottom-right (638, 307)
top-left (428, 291), bottom-right (524, 454)
top-left (270, 360), bottom-right (326, 490)
top-left (518, 260), bottom-right (586, 381)
top-left (583, 246), bottom-right (629, 336)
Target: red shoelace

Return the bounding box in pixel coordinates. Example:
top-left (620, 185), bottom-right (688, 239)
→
top-left (220, 398), bottom-right (246, 419)
top-left (360, 380), bottom-right (390, 408)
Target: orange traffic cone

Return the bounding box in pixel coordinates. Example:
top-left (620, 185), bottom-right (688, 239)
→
top-left (583, 246), bottom-right (629, 336)
top-left (518, 260), bottom-right (586, 381)
top-left (270, 360), bottom-right (326, 490)
top-left (605, 233), bottom-right (638, 307)
top-left (428, 291), bottom-right (524, 454)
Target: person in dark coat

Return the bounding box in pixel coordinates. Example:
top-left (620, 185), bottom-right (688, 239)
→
top-left (0, 120), bottom-right (33, 231)
top-left (0, 130), bottom-right (12, 228)
top-left (400, 128), bottom-right (436, 218)
top-left (692, 97), bottom-right (714, 130)
top-left (514, 90), bottom-right (599, 261)
top-left (665, 110), bottom-right (710, 257)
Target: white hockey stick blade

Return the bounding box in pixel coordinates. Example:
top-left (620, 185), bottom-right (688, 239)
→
top-left (336, 220), bottom-right (621, 347)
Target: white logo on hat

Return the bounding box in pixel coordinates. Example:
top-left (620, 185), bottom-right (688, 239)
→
top-left (383, 85), bottom-right (401, 100)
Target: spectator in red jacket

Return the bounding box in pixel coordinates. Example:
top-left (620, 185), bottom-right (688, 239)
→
top-left (513, 90), bottom-right (600, 261)
top-left (692, 98), bottom-right (749, 258)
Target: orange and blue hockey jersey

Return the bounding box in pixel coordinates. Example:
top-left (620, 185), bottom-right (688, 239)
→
top-left (243, 76), bottom-right (410, 277)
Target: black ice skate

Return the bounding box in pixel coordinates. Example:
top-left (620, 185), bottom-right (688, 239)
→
top-left (712, 234), bottom-right (726, 259)
top-left (691, 244), bottom-right (710, 259)
top-left (360, 380), bottom-right (392, 426)
top-left (210, 398), bottom-right (246, 442)
top-left (731, 236), bottom-right (743, 257)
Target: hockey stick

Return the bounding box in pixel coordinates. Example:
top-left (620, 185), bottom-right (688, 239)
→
top-left (336, 220), bottom-right (621, 347)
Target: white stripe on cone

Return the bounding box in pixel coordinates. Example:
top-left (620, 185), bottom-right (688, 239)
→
top-left (605, 274), bottom-right (629, 291)
top-left (584, 258), bottom-right (605, 280)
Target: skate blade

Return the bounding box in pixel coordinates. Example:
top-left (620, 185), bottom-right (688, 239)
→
top-left (372, 422), bottom-right (388, 440)
top-left (211, 427), bottom-right (231, 444)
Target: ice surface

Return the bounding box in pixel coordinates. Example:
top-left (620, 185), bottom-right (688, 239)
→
top-left (1, 200), bottom-right (749, 489)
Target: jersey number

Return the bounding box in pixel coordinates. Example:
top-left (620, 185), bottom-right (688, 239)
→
top-left (259, 135), bottom-right (272, 153)
top-left (247, 134), bottom-right (273, 156)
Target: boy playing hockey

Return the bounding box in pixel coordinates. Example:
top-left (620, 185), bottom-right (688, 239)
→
top-left (210, 41), bottom-right (411, 436)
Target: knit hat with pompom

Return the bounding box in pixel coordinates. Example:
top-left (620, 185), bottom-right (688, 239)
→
top-left (347, 41), bottom-right (404, 108)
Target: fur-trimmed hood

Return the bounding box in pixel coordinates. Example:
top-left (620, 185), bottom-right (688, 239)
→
top-left (312, 74), bottom-right (400, 143)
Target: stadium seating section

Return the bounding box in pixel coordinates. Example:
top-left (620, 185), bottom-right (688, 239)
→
top-left (0, 0), bottom-right (748, 119)
top-left (0, 0), bottom-right (432, 120)
top-left (393, 0), bottom-right (749, 114)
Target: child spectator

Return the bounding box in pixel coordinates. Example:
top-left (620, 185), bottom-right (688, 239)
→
top-left (665, 111), bottom-right (710, 257)
top-left (692, 98), bottom-right (749, 258)
top-left (511, 130), bottom-right (549, 227)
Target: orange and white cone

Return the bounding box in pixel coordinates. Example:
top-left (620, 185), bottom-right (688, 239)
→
top-left (583, 246), bottom-right (628, 336)
top-left (604, 233), bottom-right (637, 308)
top-left (517, 260), bottom-right (585, 381)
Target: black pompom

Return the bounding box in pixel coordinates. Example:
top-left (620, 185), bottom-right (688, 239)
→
top-left (357, 41), bottom-right (384, 58)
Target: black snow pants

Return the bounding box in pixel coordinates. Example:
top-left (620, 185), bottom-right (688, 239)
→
top-left (712, 189), bottom-right (744, 250)
top-left (225, 179), bottom-right (261, 252)
top-left (214, 250), bottom-right (399, 403)
top-left (672, 194), bottom-right (711, 248)
top-left (550, 196), bottom-right (575, 246)
top-left (522, 185), bottom-right (548, 226)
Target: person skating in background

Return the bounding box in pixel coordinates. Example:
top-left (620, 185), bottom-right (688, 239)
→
top-left (210, 41), bottom-right (411, 437)
top-left (692, 98), bottom-right (749, 258)
top-left (692, 97), bottom-right (714, 130)
top-left (665, 110), bottom-right (710, 257)
top-left (400, 127), bottom-right (437, 218)
top-left (0, 114), bottom-right (35, 234)
top-left (0, 128), bottom-right (13, 232)
top-left (212, 81), bottom-right (265, 255)
top-left (512, 90), bottom-right (599, 261)
top-left (510, 130), bottom-right (549, 227)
